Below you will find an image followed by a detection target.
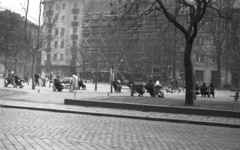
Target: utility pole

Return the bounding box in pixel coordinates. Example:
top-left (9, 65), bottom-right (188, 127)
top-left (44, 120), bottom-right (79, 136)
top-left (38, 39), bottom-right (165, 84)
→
top-left (110, 64), bottom-right (114, 93)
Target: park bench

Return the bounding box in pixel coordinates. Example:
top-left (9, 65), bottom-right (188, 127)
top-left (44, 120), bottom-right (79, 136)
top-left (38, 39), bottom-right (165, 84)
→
top-left (165, 88), bottom-right (181, 93)
top-left (52, 75), bottom-right (79, 92)
top-left (130, 84), bottom-right (164, 97)
top-left (4, 77), bottom-right (17, 88)
top-left (4, 76), bottom-right (24, 88)
top-left (52, 80), bottom-right (70, 91)
top-left (131, 84), bottom-right (146, 96)
top-left (229, 91), bottom-right (239, 102)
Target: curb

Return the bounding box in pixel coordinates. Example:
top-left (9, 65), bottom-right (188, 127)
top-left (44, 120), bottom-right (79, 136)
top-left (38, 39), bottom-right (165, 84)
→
top-left (1, 104), bottom-right (240, 129)
top-left (64, 99), bottom-right (240, 118)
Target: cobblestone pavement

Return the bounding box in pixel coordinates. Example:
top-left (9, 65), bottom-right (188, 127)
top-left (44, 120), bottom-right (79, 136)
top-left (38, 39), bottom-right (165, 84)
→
top-left (1, 99), bottom-right (240, 128)
top-left (1, 79), bottom-right (240, 128)
top-left (1, 108), bottom-right (240, 150)
top-left (1, 79), bottom-right (240, 149)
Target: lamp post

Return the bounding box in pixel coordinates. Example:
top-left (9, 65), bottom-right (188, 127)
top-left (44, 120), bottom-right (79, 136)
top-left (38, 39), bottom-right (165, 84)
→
top-left (110, 64), bottom-right (113, 93)
top-left (95, 58), bottom-right (100, 91)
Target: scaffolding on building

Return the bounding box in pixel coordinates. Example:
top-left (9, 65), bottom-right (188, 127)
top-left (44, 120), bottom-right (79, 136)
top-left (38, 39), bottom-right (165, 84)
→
top-left (80, 10), bottom-right (177, 83)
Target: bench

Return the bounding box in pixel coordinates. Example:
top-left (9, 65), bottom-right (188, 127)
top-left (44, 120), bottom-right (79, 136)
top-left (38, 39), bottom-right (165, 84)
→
top-left (230, 91), bottom-right (239, 102)
top-left (190, 90), bottom-right (200, 100)
top-left (131, 84), bottom-right (146, 96)
top-left (130, 84), bottom-right (164, 97)
top-left (52, 81), bottom-right (70, 91)
top-left (4, 76), bottom-right (24, 88)
top-left (4, 77), bottom-right (17, 88)
top-left (165, 88), bottom-right (181, 93)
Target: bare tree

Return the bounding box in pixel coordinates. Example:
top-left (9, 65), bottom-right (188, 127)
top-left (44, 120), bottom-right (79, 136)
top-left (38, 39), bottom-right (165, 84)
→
top-left (112, 0), bottom-right (222, 105)
top-left (206, 0), bottom-right (234, 89)
top-left (0, 10), bottom-right (28, 77)
top-left (23, 0), bottom-right (59, 89)
top-left (226, 7), bottom-right (240, 93)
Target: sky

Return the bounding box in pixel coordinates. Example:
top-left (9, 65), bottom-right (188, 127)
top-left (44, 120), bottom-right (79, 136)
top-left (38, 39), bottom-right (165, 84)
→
top-left (0, 0), bottom-right (42, 23)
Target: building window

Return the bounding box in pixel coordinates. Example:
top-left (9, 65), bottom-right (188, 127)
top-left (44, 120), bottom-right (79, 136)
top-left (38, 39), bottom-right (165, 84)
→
top-left (73, 41), bottom-right (77, 47)
top-left (60, 54), bottom-right (64, 61)
top-left (74, 3), bottom-right (78, 8)
top-left (56, 4), bottom-right (60, 10)
top-left (62, 16), bottom-right (65, 22)
top-left (196, 53), bottom-right (205, 63)
top-left (54, 41), bottom-right (58, 48)
top-left (61, 28), bottom-right (65, 36)
top-left (61, 41), bottom-right (64, 48)
top-left (73, 16), bottom-right (78, 22)
top-left (195, 70), bottom-right (204, 83)
top-left (49, 5), bottom-right (52, 10)
top-left (55, 28), bottom-right (58, 35)
top-left (47, 54), bottom-right (50, 61)
top-left (54, 54), bottom-right (58, 60)
top-left (62, 3), bottom-right (66, 10)
top-left (73, 28), bottom-right (77, 35)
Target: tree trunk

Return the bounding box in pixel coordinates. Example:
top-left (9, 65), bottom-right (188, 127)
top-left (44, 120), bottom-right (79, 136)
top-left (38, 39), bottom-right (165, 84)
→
top-left (3, 61), bottom-right (8, 87)
top-left (184, 41), bottom-right (194, 105)
top-left (216, 54), bottom-right (222, 89)
top-left (31, 54), bottom-right (36, 90)
top-left (70, 48), bottom-right (77, 76)
top-left (14, 59), bottom-right (18, 74)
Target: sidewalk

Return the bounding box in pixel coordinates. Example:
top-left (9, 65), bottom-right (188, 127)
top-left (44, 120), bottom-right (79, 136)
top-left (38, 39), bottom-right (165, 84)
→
top-left (1, 78), bottom-right (240, 128)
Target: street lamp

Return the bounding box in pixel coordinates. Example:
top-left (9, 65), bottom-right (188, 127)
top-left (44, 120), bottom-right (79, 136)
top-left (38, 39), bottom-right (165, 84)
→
top-left (110, 64), bottom-right (114, 93)
top-left (95, 58), bottom-right (100, 91)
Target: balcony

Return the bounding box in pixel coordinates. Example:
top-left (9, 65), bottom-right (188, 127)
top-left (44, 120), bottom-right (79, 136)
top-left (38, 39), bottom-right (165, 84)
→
top-left (72, 8), bottom-right (79, 14)
top-left (71, 34), bottom-right (78, 40)
top-left (45, 48), bottom-right (51, 53)
top-left (71, 21), bottom-right (79, 27)
top-left (45, 10), bottom-right (53, 16)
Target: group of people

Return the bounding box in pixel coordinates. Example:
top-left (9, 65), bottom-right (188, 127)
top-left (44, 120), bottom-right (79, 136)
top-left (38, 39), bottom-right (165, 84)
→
top-left (35, 74), bottom-right (47, 87)
top-left (53, 75), bottom-right (86, 92)
top-left (196, 82), bottom-right (215, 97)
top-left (132, 79), bottom-right (165, 98)
top-left (5, 71), bottom-right (24, 88)
top-left (146, 79), bottom-right (165, 98)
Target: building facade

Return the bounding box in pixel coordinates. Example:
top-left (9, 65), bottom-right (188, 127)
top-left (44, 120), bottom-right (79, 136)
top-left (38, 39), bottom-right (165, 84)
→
top-left (40, 0), bottom-right (90, 77)
top-left (40, 0), bottom-right (240, 89)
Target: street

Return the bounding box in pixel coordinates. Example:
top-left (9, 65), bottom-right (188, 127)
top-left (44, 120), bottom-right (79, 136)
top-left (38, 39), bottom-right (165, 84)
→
top-left (1, 108), bottom-right (240, 150)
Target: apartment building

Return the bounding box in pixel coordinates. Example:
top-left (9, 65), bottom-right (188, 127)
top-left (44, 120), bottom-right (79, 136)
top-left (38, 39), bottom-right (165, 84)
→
top-left (40, 0), bottom-right (90, 77)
